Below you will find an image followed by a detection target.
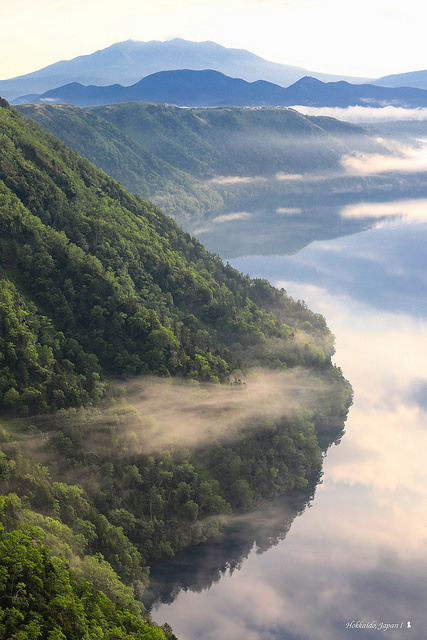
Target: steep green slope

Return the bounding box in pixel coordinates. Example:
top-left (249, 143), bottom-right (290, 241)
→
top-left (88, 102), bottom-right (385, 177)
top-left (29, 102), bottom-right (345, 178)
top-left (19, 102), bottom-right (379, 188)
top-left (19, 102), bottom-right (359, 222)
top-left (0, 495), bottom-right (175, 639)
top-left (1, 99), bottom-right (345, 412)
top-left (0, 99), bottom-right (352, 633)
top-left (17, 103), bottom-right (223, 220)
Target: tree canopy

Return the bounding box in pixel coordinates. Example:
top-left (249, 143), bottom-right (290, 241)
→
top-left (0, 98), bottom-right (352, 636)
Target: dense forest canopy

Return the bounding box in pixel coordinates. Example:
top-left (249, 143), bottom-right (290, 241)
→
top-left (0, 98), bottom-right (352, 636)
top-left (0, 98), bottom-right (347, 410)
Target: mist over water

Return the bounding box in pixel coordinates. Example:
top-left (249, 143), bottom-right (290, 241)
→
top-left (192, 134), bottom-right (427, 260)
top-left (293, 105), bottom-right (427, 123)
top-left (149, 137), bottom-right (427, 639)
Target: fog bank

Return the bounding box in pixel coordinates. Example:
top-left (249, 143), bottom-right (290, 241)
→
top-left (293, 104), bottom-right (427, 123)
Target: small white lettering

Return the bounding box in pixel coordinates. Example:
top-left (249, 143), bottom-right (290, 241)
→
top-left (345, 619), bottom-right (409, 632)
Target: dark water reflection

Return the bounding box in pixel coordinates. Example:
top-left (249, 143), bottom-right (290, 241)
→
top-left (143, 478), bottom-right (321, 610)
top-left (149, 207), bottom-right (427, 639)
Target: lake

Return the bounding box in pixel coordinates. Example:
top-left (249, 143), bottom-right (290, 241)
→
top-left (145, 191), bottom-right (427, 637)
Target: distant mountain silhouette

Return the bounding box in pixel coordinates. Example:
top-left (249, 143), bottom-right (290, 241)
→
top-left (14, 71), bottom-right (427, 109)
top-left (0, 38), bottom-right (370, 102)
top-left (284, 76), bottom-right (427, 107)
top-left (374, 69), bottom-right (427, 90)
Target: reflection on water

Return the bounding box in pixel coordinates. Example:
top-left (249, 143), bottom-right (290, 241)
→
top-left (150, 213), bottom-right (427, 639)
top-left (233, 222), bottom-right (427, 318)
top-left (143, 480), bottom-right (320, 610)
top-left (193, 165), bottom-right (427, 259)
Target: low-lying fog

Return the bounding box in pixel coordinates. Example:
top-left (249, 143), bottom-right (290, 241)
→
top-left (192, 131), bottom-right (427, 259)
top-left (293, 105), bottom-right (427, 123)
top-left (15, 367), bottom-right (332, 460)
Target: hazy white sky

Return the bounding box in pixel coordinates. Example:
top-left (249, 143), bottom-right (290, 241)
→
top-left (1, 0), bottom-right (426, 80)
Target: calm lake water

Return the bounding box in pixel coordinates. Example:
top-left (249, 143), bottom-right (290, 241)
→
top-left (147, 205), bottom-right (427, 638)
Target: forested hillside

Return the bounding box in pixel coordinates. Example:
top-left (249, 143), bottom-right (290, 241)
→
top-left (17, 102), bottom-right (224, 219)
top-left (17, 101), bottom-right (387, 223)
top-left (91, 102), bottom-right (347, 176)
top-left (0, 98), bottom-right (352, 636)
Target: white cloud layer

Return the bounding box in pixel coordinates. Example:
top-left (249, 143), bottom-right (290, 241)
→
top-left (276, 207), bottom-right (302, 215)
top-left (212, 211), bottom-right (253, 223)
top-left (275, 171), bottom-right (303, 181)
top-left (293, 105), bottom-right (427, 123)
top-left (342, 144), bottom-right (427, 176)
top-left (340, 199), bottom-right (427, 223)
top-left (209, 176), bottom-right (256, 185)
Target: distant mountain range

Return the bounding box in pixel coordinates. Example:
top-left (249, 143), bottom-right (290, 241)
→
top-left (0, 38), bottom-right (373, 102)
top-left (375, 69), bottom-right (427, 90)
top-left (13, 71), bottom-right (427, 109)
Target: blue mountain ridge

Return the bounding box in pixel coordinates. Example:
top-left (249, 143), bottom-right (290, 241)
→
top-left (0, 38), bottom-right (374, 102)
top-left (14, 70), bottom-right (427, 109)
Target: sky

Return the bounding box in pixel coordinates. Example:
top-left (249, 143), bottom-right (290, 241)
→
top-left (1, 0), bottom-right (426, 81)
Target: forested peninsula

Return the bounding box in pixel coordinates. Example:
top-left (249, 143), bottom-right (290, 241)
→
top-left (16, 101), bottom-right (387, 224)
top-left (0, 99), bottom-right (352, 638)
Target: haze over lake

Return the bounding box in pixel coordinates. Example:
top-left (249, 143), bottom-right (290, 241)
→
top-left (146, 142), bottom-right (427, 639)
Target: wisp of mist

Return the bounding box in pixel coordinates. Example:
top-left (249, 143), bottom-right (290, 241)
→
top-left (112, 367), bottom-right (329, 454)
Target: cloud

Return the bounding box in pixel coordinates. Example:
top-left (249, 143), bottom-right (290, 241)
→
top-left (273, 279), bottom-right (427, 497)
top-left (275, 172), bottom-right (303, 181)
top-left (149, 274), bottom-right (427, 640)
top-left (209, 172), bottom-right (304, 187)
top-left (212, 211), bottom-right (253, 223)
top-left (292, 104), bottom-right (427, 123)
top-left (342, 144), bottom-right (427, 176)
top-left (209, 176), bottom-right (262, 185)
top-left (191, 225), bottom-right (211, 235)
top-left (153, 494), bottom-right (427, 639)
top-left (340, 198), bottom-right (427, 222)
top-left (276, 207), bottom-right (302, 215)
